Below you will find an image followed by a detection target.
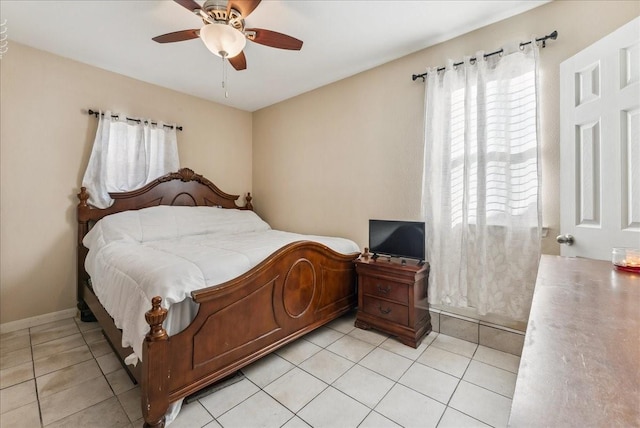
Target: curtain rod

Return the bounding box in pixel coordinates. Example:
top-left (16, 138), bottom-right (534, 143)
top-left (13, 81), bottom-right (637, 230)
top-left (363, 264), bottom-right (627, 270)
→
top-left (86, 109), bottom-right (183, 131)
top-left (411, 30), bottom-right (558, 82)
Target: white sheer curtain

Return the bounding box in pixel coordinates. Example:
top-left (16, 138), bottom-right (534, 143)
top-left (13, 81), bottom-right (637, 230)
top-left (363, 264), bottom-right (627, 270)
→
top-left (422, 43), bottom-right (541, 322)
top-left (83, 111), bottom-right (180, 208)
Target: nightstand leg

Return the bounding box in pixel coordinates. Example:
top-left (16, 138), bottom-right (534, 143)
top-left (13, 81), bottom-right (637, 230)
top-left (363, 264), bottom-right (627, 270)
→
top-left (354, 319), bottom-right (371, 330)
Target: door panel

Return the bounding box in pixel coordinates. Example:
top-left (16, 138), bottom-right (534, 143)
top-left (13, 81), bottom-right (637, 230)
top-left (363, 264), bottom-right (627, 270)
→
top-left (621, 108), bottom-right (640, 231)
top-left (560, 17), bottom-right (640, 259)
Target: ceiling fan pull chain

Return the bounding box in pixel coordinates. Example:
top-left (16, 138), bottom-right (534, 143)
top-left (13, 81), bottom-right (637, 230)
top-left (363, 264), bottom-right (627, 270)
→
top-left (221, 55), bottom-right (225, 91)
top-left (222, 54), bottom-right (230, 98)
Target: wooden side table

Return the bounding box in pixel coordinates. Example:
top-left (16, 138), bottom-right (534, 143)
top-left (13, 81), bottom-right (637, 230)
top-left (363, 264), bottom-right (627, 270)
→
top-left (354, 256), bottom-right (431, 348)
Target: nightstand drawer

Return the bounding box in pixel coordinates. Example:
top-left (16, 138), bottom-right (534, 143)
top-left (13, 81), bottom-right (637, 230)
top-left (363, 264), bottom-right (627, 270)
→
top-left (361, 277), bottom-right (408, 304)
top-left (363, 296), bottom-right (408, 326)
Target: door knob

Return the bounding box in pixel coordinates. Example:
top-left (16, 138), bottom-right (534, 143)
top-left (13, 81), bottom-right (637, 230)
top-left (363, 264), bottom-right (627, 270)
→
top-left (556, 234), bottom-right (574, 246)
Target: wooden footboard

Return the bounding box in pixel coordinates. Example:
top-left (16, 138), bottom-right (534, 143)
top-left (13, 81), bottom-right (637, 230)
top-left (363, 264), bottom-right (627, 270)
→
top-left (141, 241), bottom-right (357, 427)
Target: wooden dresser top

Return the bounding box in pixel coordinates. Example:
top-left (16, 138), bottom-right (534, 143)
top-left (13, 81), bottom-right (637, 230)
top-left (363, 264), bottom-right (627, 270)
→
top-left (509, 255), bottom-right (640, 427)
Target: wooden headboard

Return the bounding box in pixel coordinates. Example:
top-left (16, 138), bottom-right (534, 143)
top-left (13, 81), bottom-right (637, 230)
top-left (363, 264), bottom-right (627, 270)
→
top-left (78, 167), bottom-right (251, 222)
top-left (76, 167), bottom-right (252, 319)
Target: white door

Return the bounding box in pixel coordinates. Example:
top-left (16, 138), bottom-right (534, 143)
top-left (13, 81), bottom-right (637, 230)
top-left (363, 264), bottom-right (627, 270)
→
top-left (559, 17), bottom-right (640, 260)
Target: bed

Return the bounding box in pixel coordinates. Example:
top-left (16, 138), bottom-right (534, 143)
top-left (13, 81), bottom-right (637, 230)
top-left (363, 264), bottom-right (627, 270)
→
top-left (76, 168), bottom-right (360, 427)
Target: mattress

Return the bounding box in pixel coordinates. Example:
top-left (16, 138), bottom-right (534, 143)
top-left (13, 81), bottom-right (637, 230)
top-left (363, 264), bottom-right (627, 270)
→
top-left (83, 205), bottom-right (360, 360)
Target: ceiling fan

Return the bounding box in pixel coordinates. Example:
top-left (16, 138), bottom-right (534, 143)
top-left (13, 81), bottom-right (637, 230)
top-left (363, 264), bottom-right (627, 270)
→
top-left (152, 0), bottom-right (303, 71)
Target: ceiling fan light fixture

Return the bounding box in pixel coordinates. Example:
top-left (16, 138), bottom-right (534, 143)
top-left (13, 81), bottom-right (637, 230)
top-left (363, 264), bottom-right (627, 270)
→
top-left (200, 23), bottom-right (246, 58)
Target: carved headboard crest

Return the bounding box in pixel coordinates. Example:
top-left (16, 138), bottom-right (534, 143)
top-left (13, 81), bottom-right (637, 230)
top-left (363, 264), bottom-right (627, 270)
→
top-left (160, 168), bottom-right (204, 184)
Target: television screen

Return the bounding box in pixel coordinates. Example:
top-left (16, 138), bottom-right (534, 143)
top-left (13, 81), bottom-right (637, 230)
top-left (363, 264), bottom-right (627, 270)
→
top-left (369, 219), bottom-right (425, 261)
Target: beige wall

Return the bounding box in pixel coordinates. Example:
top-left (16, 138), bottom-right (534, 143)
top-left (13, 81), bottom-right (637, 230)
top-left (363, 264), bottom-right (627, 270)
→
top-left (0, 42), bottom-right (252, 324)
top-left (253, 0), bottom-right (639, 254)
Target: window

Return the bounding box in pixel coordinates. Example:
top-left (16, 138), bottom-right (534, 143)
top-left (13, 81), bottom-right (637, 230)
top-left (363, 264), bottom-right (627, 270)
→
top-left (448, 70), bottom-right (538, 227)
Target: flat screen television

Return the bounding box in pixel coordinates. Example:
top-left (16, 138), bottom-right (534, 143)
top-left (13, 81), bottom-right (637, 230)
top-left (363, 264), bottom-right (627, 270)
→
top-left (369, 219), bottom-right (425, 262)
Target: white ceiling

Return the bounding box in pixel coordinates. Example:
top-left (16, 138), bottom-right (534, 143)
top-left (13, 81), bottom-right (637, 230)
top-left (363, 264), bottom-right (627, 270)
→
top-left (1, 0), bottom-right (548, 112)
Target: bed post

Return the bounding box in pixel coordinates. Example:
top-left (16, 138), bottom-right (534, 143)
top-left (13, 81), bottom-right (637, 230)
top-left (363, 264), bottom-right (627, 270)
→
top-left (77, 187), bottom-right (96, 322)
top-left (142, 297), bottom-right (170, 428)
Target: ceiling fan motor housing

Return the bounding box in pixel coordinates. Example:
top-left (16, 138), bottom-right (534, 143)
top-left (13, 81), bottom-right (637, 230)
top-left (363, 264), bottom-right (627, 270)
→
top-left (201, 0), bottom-right (244, 31)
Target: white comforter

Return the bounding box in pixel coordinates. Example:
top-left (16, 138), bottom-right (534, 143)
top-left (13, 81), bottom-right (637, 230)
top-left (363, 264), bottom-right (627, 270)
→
top-left (83, 205), bottom-right (359, 360)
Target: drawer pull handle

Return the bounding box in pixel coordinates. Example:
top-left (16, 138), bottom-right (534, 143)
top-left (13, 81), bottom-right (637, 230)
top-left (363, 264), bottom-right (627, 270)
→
top-left (377, 305), bottom-right (392, 315)
top-left (376, 284), bottom-right (391, 295)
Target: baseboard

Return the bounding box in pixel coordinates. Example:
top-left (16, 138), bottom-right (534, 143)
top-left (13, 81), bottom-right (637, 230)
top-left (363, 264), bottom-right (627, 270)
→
top-left (428, 308), bottom-right (526, 356)
top-left (430, 303), bottom-right (527, 332)
top-left (0, 308), bottom-right (78, 334)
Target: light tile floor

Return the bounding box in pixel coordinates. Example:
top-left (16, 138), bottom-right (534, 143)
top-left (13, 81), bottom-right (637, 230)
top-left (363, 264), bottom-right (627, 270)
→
top-left (0, 311), bottom-right (521, 428)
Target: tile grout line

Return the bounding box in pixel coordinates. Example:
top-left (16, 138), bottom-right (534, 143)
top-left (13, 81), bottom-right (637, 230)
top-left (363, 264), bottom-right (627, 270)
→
top-left (28, 324), bottom-right (45, 428)
top-left (21, 315), bottom-right (515, 428)
top-left (31, 318), bottom-right (126, 427)
top-left (332, 329), bottom-right (430, 425)
top-left (438, 345), bottom-right (480, 427)
top-left (270, 327), bottom-right (489, 427)
top-left (214, 326), bottom-right (385, 427)
top-left (263, 325), bottom-right (511, 428)
top-left (273, 325), bottom-right (494, 425)
top-left (78, 316), bottom-right (130, 427)
top-left (437, 339), bottom-right (516, 427)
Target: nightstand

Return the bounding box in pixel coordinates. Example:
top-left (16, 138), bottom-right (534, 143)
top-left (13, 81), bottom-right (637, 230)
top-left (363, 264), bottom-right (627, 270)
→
top-left (354, 256), bottom-right (431, 348)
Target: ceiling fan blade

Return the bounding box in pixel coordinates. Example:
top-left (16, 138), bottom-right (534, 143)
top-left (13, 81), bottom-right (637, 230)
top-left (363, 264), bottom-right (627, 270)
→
top-left (152, 29), bottom-right (200, 43)
top-left (245, 28), bottom-right (303, 50)
top-left (227, 0), bottom-right (261, 19)
top-left (229, 51), bottom-right (247, 71)
top-left (174, 0), bottom-right (202, 13)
